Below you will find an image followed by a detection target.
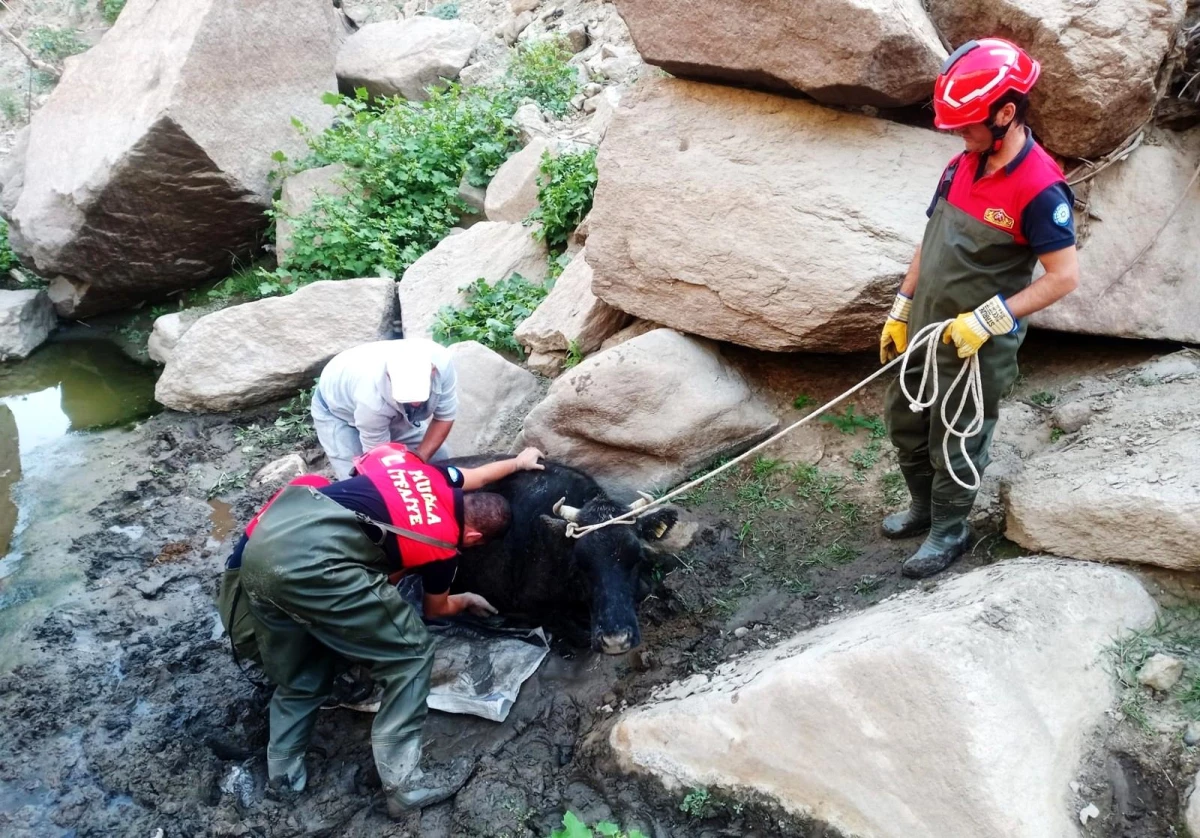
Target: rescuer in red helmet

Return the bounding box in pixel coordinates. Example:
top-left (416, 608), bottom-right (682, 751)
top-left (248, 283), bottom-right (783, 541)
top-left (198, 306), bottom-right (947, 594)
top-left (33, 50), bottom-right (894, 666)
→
top-left (878, 38), bottom-right (1080, 579)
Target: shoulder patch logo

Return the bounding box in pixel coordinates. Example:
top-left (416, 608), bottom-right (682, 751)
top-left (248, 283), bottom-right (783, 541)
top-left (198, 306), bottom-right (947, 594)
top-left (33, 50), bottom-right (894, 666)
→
top-left (983, 207), bottom-right (1015, 230)
top-left (1053, 202), bottom-right (1071, 226)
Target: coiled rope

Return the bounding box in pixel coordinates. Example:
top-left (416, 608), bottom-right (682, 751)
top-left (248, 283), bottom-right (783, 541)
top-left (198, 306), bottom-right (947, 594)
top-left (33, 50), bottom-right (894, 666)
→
top-left (564, 319), bottom-right (984, 539)
top-left (898, 321), bottom-right (985, 491)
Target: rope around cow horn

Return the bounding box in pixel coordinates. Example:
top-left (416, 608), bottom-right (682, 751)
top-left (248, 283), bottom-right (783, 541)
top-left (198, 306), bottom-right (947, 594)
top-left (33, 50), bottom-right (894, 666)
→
top-left (560, 320), bottom-right (984, 539)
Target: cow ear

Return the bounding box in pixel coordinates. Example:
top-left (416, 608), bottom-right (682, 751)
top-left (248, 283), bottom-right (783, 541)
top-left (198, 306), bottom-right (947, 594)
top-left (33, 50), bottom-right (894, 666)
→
top-left (636, 508), bottom-right (678, 542)
top-left (538, 514), bottom-right (572, 540)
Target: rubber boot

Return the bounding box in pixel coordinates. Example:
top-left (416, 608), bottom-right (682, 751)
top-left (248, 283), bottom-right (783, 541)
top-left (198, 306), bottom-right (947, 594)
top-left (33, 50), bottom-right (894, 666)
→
top-left (266, 753), bottom-right (307, 794)
top-left (378, 739), bottom-right (471, 818)
top-left (901, 499), bottom-right (972, 579)
top-left (881, 465), bottom-right (934, 539)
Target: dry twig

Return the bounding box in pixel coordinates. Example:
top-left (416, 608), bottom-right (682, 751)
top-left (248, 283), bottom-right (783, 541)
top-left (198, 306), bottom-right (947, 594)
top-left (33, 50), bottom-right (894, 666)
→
top-left (0, 25), bottom-right (61, 80)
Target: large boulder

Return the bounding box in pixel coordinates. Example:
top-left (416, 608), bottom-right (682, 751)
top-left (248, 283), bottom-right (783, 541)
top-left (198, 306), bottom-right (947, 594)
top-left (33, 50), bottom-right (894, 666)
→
top-left (4, 0), bottom-right (339, 317)
top-left (484, 138), bottom-right (552, 224)
top-left (336, 17), bottom-right (481, 101)
top-left (926, 0), bottom-right (1186, 159)
top-left (445, 341), bottom-right (542, 456)
top-left (521, 329), bottom-right (778, 495)
top-left (275, 164), bottom-right (350, 266)
top-left (146, 308), bottom-right (206, 366)
top-left (0, 289), bottom-right (55, 361)
top-left (611, 559), bottom-right (1156, 838)
top-left (1003, 352), bottom-right (1200, 571)
top-left (1032, 130), bottom-right (1200, 343)
top-left (514, 248), bottom-right (628, 374)
top-left (587, 77), bottom-right (960, 352)
top-left (155, 278), bottom-right (396, 412)
top-left (613, 0), bottom-right (945, 107)
top-left (398, 221), bottom-right (548, 340)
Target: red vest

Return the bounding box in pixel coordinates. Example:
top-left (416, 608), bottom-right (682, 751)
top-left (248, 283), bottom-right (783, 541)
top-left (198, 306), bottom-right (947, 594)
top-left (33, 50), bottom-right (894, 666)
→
top-left (245, 474), bottom-right (332, 538)
top-left (941, 138), bottom-right (1066, 246)
top-left (353, 443), bottom-right (461, 568)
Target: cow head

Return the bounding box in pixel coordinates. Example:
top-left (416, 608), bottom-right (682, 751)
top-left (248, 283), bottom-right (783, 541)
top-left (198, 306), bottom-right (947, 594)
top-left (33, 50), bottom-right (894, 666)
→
top-left (545, 494), bottom-right (678, 655)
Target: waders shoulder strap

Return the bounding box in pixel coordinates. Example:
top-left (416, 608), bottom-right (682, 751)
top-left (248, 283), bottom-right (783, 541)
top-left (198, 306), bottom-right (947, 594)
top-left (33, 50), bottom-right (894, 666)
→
top-left (353, 512), bottom-right (458, 552)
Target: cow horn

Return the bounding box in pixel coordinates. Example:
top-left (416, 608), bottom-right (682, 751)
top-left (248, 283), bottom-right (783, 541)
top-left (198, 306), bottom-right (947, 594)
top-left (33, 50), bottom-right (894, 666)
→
top-left (553, 497), bottom-right (581, 522)
top-left (628, 491), bottom-right (655, 511)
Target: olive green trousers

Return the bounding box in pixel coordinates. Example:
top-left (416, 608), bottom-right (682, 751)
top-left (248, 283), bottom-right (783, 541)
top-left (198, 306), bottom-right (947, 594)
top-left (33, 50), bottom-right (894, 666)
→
top-left (238, 486), bottom-right (433, 792)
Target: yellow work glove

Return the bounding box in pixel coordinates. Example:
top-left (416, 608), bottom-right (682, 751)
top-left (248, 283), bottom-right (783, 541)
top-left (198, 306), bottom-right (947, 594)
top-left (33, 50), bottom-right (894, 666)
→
top-left (879, 293), bottom-right (911, 364)
top-left (942, 294), bottom-right (1017, 358)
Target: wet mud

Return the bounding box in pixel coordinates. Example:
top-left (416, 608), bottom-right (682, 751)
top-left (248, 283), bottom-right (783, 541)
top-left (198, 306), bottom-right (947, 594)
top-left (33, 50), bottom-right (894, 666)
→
top-left (0, 333), bottom-right (1191, 838)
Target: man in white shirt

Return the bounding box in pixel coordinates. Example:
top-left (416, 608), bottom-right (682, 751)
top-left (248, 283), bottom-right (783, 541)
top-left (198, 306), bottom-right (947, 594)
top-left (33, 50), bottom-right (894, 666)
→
top-left (311, 339), bottom-right (457, 479)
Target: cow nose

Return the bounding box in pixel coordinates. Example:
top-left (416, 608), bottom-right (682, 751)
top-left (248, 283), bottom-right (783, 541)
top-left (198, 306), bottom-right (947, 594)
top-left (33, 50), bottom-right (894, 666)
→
top-left (597, 631), bottom-right (635, 655)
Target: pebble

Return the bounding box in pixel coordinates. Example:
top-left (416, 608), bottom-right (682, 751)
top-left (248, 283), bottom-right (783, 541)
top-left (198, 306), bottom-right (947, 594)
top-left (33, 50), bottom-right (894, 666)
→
top-left (1079, 803), bottom-right (1099, 825)
top-left (733, 626), bottom-right (749, 639)
top-left (1137, 653), bottom-right (1184, 692)
top-left (1185, 722), bottom-right (1200, 746)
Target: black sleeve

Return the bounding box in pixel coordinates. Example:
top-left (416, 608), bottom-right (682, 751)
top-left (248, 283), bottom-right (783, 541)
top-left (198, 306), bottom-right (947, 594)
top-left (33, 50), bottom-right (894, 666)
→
top-left (434, 464), bottom-right (466, 489)
top-left (417, 557), bottom-right (458, 596)
top-left (1022, 182), bottom-right (1077, 255)
top-left (226, 533), bottom-right (249, 570)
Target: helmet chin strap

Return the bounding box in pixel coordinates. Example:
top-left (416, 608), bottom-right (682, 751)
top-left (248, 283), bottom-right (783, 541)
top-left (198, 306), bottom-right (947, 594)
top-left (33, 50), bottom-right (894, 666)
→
top-left (986, 116), bottom-right (1012, 153)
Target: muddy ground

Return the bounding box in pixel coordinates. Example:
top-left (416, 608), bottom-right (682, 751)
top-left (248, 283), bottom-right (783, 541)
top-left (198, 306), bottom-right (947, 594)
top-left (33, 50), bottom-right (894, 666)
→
top-left (1, 333), bottom-right (1198, 838)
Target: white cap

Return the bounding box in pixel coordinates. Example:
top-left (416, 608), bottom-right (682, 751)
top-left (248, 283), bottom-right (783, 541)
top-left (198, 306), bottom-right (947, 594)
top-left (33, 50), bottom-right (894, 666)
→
top-left (385, 341), bottom-right (435, 403)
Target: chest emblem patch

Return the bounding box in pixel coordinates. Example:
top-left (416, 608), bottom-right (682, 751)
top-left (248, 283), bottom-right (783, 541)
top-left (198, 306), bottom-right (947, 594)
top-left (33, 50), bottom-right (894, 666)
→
top-left (983, 207), bottom-right (1016, 230)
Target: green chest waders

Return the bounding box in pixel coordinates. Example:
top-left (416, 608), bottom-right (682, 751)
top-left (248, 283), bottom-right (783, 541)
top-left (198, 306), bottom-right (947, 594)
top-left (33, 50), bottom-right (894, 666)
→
top-left (884, 197), bottom-right (1037, 577)
top-left (237, 486), bottom-right (436, 799)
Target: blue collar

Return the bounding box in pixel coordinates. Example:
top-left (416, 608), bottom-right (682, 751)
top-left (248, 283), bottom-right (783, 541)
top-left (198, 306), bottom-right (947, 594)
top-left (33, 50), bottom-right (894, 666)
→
top-left (1004, 127), bottom-right (1035, 174)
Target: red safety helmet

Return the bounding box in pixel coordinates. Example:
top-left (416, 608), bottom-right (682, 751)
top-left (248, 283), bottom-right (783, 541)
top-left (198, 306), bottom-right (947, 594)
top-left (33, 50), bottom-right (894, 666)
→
top-left (933, 38), bottom-right (1040, 131)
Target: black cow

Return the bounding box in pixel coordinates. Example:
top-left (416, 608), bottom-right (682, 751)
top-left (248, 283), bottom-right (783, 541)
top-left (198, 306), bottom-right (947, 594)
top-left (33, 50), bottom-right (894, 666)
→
top-left (448, 458), bottom-right (678, 655)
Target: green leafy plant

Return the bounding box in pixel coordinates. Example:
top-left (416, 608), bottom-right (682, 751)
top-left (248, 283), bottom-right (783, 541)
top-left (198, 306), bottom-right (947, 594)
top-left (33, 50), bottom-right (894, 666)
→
top-left (549, 812), bottom-right (646, 838)
top-left (849, 439), bottom-right (883, 478)
top-left (821, 404), bottom-right (886, 438)
top-left (881, 470), bottom-right (906, 507)
top-left (0, 88), bottom-right (22, 123)
top-left (432, 273), bottom-right (548, 354)
top-left (235, 386), bottom-right (317, 451)
top-left (679, 787), bottom-right (714, 819)
top-left (207, 469), bottom-right (250, 500)
top-left (100, 0), bottom-right (127, 24)
top-left (254, 85), bottom-right (520, 296)
top-left (563, 339), bottom-right (584, 369)
top-left (504, 37), bottom-right (580, 116)
top-left (546, 249), bottom-right (573, 280)
top-left (0, 219), bottom-right (17, 274)
top-left (429, 2), bottom-right (459, 19)
top-left (208, 260), bottom-right (289, 301)
top-left (27, 27), bottom-right (86, 61)
top-left (854, 574), bottom-right (883, 596)
top-left (1050, 426), bottom-right (1066, 442)
top-left (792, 393), bottom-right (815, 410)
top-left (528, 147), bottom-right (598, 250)
top-left (1029, 390), bottom-right (1056, 406)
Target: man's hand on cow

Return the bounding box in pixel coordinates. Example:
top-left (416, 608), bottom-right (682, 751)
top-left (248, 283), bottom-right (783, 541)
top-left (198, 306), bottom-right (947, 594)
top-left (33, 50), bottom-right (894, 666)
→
top-left (451, 592), bottom-right (498, 617)
top-left (515, 447), bottom-right (545, 472)
top-left (461, 447), bottom-right (546, 490)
